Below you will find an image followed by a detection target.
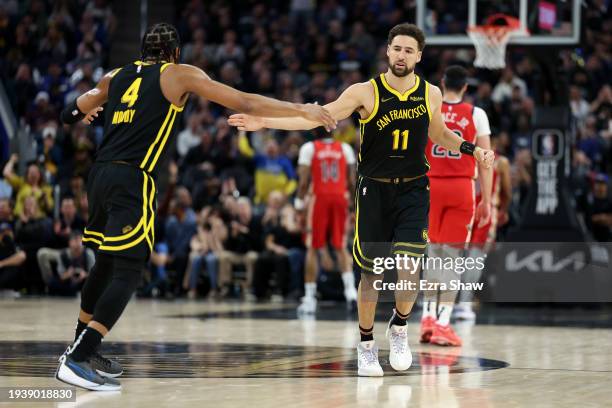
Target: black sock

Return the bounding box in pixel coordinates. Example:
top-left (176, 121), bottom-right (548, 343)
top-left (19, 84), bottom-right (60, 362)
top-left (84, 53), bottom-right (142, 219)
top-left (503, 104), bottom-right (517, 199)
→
top-left (69, 328), bottom-right (103, 362)
top-left (390, 308), bottom-right (409, 326)
top-left (74, 320), bottom-right (88, 342)
top-left (359, 325), bottom-right (374, 342)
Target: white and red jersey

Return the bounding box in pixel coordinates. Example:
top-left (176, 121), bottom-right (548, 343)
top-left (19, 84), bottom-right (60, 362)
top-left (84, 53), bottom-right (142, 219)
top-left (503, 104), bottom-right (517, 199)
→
top-left (298, 139), bottom-right (355, 196)
top-left (426, 101), bottom-right (491, 179)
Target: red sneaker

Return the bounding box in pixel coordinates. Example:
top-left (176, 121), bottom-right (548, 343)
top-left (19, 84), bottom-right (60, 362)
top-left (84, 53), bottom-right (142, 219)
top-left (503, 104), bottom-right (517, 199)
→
top-left (430, 323), bottom-right (462, 346)
top-left (419, 316), bottom-right (436, 343)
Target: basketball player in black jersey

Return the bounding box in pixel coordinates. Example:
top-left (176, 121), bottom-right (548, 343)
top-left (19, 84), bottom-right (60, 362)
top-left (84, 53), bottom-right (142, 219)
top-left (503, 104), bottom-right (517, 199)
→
top-left (229, 23), bottom-right (494, 376)
top-left (55, 23), bottom-right (335, 391)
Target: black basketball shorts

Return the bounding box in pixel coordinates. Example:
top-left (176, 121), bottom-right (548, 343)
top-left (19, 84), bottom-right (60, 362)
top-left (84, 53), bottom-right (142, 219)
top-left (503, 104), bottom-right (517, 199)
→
top-left (352, 174), bottom-right (429, 274)
top-left (82, 162), bottom-right (156, 261)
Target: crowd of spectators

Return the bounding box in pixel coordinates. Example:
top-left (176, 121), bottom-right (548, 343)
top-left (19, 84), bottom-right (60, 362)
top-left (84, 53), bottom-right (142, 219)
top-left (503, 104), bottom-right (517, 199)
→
top-left (0, 0), bottom-right (610, 299)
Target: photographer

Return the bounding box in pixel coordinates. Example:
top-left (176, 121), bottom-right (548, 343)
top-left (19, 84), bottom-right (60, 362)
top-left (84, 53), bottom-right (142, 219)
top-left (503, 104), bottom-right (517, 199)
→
top-left (0, 222), bottom-right (26, 296)
top-left (183, 206), bottom-right (227, 299)
top-left (45, 232), bottom-right (94, 296)
top-left (218, 196), bottom-right (262, 298)
top-left (255, 203), bottom-right (304, 300)
top-left (51, 196), bottom-right (85, 248)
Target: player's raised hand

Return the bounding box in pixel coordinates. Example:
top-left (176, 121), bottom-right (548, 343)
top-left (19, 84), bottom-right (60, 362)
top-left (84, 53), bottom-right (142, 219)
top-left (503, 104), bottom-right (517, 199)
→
top-left (474, 148), bottom-right (495, 168)
top-left (227, 114), bottom-right (265, 131)
top-left (299, 103), bottom-right (337, 132)
top-left (82, 106), bottom-right (103, 125)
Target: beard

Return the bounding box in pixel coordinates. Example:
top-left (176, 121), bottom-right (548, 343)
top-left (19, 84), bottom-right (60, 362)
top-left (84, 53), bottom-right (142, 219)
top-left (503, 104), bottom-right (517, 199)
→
top-left (388, 59), bottom-right (414, 77)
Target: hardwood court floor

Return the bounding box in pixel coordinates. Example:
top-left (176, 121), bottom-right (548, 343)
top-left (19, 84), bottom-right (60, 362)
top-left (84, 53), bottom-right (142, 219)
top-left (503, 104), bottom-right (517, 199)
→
top-left (0, 298), bottom-right (611, 407)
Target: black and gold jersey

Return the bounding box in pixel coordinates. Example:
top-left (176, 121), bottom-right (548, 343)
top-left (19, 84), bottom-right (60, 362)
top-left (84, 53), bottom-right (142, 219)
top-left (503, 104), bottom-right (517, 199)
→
top-left (96, 61), bottom-right (183, 177)
top-left (358, 73), bottom-right (432, 178)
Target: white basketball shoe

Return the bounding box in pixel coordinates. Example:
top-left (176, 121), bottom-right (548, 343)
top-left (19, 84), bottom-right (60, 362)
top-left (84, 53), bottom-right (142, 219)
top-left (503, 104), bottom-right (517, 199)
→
top-left (357, 340), bottom-right (384, 377)
top-left (386, 309), bottom-right (412, 371)
top-left (297, 296), bottom-right (317, 314)
top-left (453, 302), bottom-right (476, 321)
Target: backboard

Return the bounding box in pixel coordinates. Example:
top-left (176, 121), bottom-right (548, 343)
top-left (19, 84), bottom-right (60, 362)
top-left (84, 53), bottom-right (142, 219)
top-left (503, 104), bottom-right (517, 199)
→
top-left (416, 0), bottom-right (581, 46)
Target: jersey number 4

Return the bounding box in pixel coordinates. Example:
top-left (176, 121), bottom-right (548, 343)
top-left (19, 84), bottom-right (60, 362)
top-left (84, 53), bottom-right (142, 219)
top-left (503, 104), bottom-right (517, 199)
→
top-left (392, 129), bottom-right (409, 150)
top-left (121, 78), bottom-right (142, 108)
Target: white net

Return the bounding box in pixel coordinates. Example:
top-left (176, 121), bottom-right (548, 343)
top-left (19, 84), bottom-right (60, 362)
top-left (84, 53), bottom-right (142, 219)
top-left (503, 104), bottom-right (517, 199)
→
top-left (468, 27), bottom-right (518, 70)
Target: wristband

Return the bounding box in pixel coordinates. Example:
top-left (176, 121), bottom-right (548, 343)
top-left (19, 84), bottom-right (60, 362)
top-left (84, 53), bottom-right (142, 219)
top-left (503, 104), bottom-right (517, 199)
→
top-left (60, 99), bottom-right (85, 124)
top-left (459, 141), bottom-right (476, 156)
top-left (294, 197), bottom-right (305, 211)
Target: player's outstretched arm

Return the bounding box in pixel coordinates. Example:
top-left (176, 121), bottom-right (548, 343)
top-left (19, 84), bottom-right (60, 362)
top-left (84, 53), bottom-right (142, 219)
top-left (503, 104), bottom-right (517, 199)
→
top-left (175, 64), bottom-right (336, 130)
top-left (60, 70), bottom-right (115, 125)
top-left (427, 84), bottom-right (495, 168)
top-left (227, 82), bottom-right (368, 132)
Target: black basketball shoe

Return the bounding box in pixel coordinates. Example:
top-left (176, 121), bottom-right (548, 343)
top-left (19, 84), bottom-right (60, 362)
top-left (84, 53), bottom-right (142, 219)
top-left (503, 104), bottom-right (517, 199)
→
top-left (56, 354), bottom-right (121, 391)
top-left (90, 352), bottom-right (123, 378)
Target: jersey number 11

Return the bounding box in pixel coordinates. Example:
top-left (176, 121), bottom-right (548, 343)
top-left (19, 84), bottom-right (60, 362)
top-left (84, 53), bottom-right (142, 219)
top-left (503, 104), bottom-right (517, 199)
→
top-left (392, 129), bottom-right (409, 150)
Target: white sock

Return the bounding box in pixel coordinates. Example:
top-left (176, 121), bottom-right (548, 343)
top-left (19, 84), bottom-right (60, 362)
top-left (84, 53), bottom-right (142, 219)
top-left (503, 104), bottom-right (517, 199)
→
top-left (304, 282), bottom-right (317, 299)
top-left (341, 271), bottom-right (355, 290)
top-left (422, 300), bottom-right (437, 319)
top-left (458, 301), bottom-right (473, 311)
top-left (437, 304), bottom-right (453, 326)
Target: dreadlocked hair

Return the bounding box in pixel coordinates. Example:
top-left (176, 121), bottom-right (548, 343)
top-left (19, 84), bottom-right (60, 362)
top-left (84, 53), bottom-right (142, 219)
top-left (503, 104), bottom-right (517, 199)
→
top-left (141, 23), bottom-right (180, 63)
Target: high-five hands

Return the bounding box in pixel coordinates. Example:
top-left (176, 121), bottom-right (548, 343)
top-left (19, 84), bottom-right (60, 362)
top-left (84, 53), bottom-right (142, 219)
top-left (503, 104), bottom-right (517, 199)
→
top-left (227, 114), bottom-right (265, 131)
top-left (299, 103), bottom-right (337, 131)
top-left (228, 103), bottom-right (337, 132)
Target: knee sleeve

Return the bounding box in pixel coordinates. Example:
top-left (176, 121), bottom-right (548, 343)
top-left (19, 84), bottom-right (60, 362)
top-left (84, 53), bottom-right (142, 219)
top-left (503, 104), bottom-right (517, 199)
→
top-left (91, 256), bottom-right (144, 331)
top-left (81, 253), bottom-right (114, 314)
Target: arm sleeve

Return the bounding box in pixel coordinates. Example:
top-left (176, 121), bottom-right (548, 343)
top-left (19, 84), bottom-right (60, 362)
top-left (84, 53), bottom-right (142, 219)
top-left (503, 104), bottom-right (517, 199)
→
top-left (297, 142), bottom-right (314, 166)
top-left (341, 142), bottom-right (356, 164)
top-left (473, 107), bottom-right (492, 137)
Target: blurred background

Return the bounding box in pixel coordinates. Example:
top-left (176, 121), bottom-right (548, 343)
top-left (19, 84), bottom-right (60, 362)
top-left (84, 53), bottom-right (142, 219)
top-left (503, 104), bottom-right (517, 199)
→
top-left (0, 0), bottom-right (609, 303)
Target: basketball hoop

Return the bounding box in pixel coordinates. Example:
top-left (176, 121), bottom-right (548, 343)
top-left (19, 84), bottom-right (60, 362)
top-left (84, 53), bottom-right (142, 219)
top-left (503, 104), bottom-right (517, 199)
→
top-left (468, 14), bottom-right (529, 70)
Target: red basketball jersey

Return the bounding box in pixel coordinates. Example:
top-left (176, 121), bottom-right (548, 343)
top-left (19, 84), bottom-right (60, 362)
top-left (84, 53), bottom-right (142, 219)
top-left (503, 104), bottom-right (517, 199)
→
top-left (311, 140), bottom-right (347, 195)
top-left (427, 102), bottom-right (478, 178)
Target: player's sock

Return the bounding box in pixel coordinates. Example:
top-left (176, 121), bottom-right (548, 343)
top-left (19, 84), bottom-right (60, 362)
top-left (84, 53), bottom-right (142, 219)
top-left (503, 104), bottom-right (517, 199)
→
top-left (69, 327), bottom-right (103, 362)
top-left (422, 300), bottom-right (437, 320)
top-left (360, 325), bottom-right (374, 342)
top-left (341, 271), bottom-right (355, 291)
top-left (342, 271), bottom-right (357, 303)
top-left (437, 304), bottom-right (453, 326)
top-left (74, 320), bottom-right (88, 342)
top-left (304, 282), bottom-right (317, 299)
top-left (390, 308), bottom-right (409, 326)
